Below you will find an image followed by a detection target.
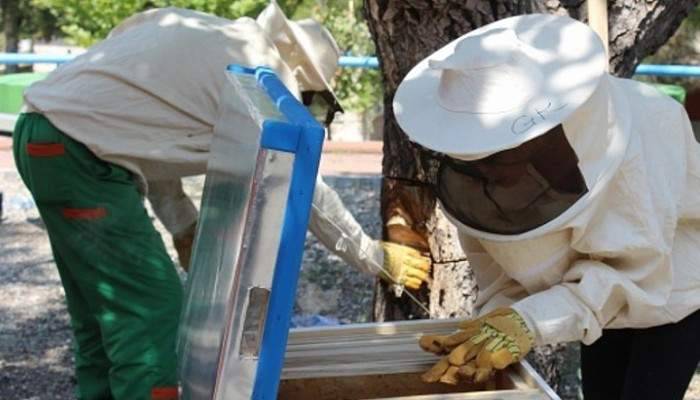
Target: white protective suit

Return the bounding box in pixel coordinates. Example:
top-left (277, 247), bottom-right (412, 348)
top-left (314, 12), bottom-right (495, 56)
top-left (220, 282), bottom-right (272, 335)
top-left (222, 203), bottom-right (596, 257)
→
top-left (455, 75), bottom-right (700, 346)
top-left (23, 7), bottom-right (384, 275)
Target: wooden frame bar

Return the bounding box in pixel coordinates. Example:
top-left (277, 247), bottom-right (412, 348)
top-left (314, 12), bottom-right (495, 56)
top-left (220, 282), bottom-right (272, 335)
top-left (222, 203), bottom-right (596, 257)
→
top-left (281, 319), bottom-right (560, 399)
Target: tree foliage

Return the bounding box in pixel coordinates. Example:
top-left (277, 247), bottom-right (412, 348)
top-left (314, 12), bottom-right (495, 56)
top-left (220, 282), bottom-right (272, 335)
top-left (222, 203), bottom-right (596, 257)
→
top-left (25, 0), bottom-right (381, 111)
top-left (644, 5), bottom-right (700, 91)
top-left (31, 0), bottom-right (146, 46)
top-left (306, 0), bottom-right (381, 111)
top-left (29, 0), bottom-right (288, 46)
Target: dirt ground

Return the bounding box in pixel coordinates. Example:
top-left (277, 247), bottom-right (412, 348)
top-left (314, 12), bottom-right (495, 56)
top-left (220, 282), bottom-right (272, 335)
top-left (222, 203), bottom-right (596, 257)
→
top-left (1, 169), bottom-right (700, 399)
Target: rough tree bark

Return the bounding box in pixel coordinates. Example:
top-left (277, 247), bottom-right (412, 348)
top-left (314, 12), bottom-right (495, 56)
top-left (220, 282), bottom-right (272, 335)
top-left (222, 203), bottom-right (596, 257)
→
top-left (365, 0), bottom-right (698, 395)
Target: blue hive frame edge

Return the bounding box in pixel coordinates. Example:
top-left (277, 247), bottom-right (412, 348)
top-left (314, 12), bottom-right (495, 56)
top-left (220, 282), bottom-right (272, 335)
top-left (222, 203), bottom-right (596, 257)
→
top-left (226, 64), bottom-right (325, 400)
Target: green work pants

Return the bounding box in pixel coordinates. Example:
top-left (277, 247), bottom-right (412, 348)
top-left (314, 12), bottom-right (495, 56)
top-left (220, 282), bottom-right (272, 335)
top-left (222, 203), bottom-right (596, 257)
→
top-left (13, 113), bottom-right (182, 400)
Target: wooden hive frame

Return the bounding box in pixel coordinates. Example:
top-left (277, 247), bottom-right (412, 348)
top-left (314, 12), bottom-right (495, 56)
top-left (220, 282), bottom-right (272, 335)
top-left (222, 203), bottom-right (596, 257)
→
top-left (281, 319), bottom-right (560, 400)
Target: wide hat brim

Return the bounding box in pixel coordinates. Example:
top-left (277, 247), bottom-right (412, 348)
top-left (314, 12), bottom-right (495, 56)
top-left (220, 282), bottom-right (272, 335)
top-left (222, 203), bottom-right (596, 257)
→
top-left (393, 14), bottom-right (607, 158)
top-left (257, 2), bottom-right (340, 105)
top-left (288, 23), bottom-right (335, 86)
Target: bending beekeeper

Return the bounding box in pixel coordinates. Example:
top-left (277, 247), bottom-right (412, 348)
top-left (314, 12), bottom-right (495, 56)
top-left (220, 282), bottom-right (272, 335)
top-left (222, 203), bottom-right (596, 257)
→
top-left (13, 3), bottom-right (429, 399)
top-left (394, 14), bottom-right (700, 400)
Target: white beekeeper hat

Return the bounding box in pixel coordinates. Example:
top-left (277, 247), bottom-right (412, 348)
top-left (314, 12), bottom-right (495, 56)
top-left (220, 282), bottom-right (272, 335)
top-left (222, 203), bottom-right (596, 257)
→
top-left (257, 0), bottom-right (341, 98)
top-left (393, 14), bottom-right (608, 160)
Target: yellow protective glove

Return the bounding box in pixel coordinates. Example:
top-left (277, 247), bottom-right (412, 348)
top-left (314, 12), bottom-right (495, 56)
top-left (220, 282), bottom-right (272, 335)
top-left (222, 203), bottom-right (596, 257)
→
top-left (379, 241), bottom-right (431, 290)
top-left (173, 222), bottom-right (197, 272)
top-left (418, 308), bottom-right (533, 385)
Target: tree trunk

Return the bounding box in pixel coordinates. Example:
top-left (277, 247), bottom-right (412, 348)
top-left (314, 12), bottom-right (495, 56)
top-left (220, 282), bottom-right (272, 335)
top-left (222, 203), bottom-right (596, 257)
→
top-left (2, 0), bottom-right (21, 73)
top-left (365, 0), bottom-right (697, 395)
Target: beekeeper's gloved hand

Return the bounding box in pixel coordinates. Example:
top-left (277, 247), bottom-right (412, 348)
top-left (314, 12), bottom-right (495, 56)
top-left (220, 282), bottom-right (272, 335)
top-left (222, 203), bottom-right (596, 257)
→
top-left (173, 221), bottom-right (197, 272)
top-left (419, 308), bottom-right (533, 385)
top-left (379, 241), bottom-right (431, 290)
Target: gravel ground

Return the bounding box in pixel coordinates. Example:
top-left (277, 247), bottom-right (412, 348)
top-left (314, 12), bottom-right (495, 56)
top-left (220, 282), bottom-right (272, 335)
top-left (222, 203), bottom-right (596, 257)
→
top-left (296, 177), bottom-right (380, 324)
top-left (0, 173), bottom-right (378, 399)
top-left (2, 171), bottom-right (699, 399)
top-left (1, 171), bottom-right (75, 399)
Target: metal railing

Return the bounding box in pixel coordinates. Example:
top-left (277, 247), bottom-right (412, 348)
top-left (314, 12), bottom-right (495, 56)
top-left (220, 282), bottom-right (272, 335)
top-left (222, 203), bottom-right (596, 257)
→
top-left (0, 53), bottom-right (76, 65)
top-left (1, 52), bottom-right (699, 77)
top-left (634, 64), bottom-right (700, 77)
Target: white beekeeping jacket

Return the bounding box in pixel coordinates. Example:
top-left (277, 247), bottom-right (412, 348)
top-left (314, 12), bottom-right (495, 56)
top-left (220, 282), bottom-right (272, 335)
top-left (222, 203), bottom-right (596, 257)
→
top-left (453, 75), bottom-right (700, 345)
top-left (25, 7), bottom-right (299, 187)
top-left (22, 7), bottom-right (384, 275)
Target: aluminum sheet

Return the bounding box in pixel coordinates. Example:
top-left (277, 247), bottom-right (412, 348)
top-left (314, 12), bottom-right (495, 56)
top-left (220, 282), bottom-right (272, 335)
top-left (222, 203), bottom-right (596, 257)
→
top-left (178, 70), bottom-right (294, 399)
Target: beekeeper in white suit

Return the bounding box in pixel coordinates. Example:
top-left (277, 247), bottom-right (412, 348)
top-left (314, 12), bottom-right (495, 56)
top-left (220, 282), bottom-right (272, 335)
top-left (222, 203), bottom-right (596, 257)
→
top-left (15, 2), bottom-right (429, 399)
top-left (394, 13), bottom-right (700, 400)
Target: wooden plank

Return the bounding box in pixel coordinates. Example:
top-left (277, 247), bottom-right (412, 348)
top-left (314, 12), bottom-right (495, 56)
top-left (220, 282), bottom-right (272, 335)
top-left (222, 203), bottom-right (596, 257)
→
top-left (284, 319), bottom-right (458, 379)
top-left (278, 371), bottom-right (547, 400)
top-left (376, 390), bottom-right (546, 400)
top-left (587, 0), bottom-right (609, 60)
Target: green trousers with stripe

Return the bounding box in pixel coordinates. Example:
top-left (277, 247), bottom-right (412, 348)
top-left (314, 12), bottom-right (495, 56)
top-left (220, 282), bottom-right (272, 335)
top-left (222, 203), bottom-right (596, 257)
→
top-left (13, 113), bottom-right (182, 400)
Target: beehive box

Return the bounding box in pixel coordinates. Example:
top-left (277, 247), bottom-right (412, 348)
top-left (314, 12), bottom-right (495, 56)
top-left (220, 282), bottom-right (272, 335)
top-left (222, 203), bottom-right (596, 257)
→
top-left (280, 319), bottom-right (559, 400)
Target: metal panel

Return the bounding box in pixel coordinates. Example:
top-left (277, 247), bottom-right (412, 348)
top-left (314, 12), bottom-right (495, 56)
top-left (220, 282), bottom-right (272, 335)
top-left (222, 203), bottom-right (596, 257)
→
top-left (178, 68), bottom-right (292, 399)
top-left (177, 66), bottom-right (324, 400)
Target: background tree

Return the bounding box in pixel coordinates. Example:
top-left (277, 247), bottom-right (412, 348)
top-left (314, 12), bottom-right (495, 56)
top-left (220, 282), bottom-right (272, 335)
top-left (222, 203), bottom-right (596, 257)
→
top-left (308, 0), bottom-right (381, 111)
top-left (30, 0), bottom-right (304, 46)
top-left (1, 0), bottom-right (20, 73)
top-left (1, 0), bottom-right (56, 73)
top-left (643, 6), bottom-right (700, 92)
top-left (364, 0), bottom-right (699, 395)
top-left (27, 0), bottom-right (381, 112)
